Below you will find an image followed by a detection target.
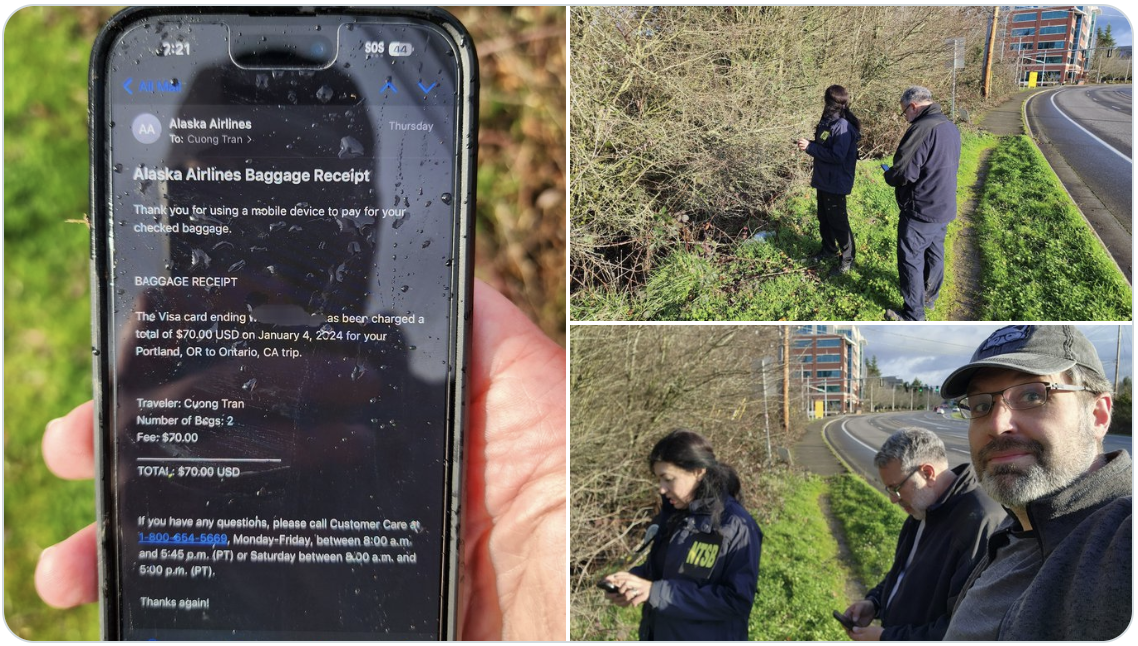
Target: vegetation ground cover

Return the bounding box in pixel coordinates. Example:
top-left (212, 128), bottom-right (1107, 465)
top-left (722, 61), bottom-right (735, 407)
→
top-left (974, 136), bottom-right (1132, 320)
top-left (572, 132), bottom-right (1000, 321)
top-left (827, 474), bottom-right (907, 588)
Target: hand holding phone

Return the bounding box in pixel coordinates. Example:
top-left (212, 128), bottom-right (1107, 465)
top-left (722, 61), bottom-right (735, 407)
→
top-left (90, 7), bottom-right (476, 639)
top-left (881, 163), bottom-right (891, 171)
top-left (596, 580), bottom-right (620, 594)
top-left (832, 609), bottom-right (856, 630)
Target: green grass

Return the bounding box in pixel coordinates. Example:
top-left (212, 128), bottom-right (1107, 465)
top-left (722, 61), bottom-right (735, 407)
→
top-left (4, 7), bottom-right (115, 640)
top-left (572, 131), bottom-right (999, 321)
top-left (827, 474), bottom-right (907, 589)
top-left (749, 474), bottom-right (850, 641)
top-left (974, 135), bottom-right (1132, 320)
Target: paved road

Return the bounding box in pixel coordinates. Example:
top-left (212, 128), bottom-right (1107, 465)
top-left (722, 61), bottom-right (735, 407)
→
top-left (1025, 85), bottom-right (1132, 280)
top-left (824, 411), bottom-right (1133, 493)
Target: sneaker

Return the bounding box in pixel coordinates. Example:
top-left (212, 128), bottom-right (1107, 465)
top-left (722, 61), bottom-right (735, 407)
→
top-left (806, 251), bottom-right (830, 263)
top-left (924, 299), bottom-right (936, 311)
top-left (885, 308), bottom-right (906, 321)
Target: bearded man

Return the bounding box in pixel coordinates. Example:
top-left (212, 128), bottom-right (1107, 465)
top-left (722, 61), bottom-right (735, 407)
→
top-left (940, 325), bottom-right (1131, 640)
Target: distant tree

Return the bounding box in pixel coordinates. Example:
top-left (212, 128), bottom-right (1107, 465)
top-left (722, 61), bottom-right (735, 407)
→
top-left (1111, 375), bottom-right (1132, 436)
top-left (1097, 24), bottom-right (1116, 50)
top-left (866, 355), bottom-right (882, 379)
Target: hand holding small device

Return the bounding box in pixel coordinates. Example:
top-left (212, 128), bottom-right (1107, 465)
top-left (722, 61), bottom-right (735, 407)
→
top-left (832, 609), bottom-right (856, 630)
top-left (37, 280), bottom-right (570, 641)
top-left (881, 163), bottom-right (891, 171)
top-left (89, 7), bottom-right (478, 640)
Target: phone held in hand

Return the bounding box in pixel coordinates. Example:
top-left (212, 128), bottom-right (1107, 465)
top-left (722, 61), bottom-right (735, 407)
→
top-left (88, 7), bottom-right (477, 639)
top-left (881, 163), bottom-right (891, 171)
top-left (597, 580), bottom-right (620, 594)
top-left (832, 609), bottom-right (856, 630)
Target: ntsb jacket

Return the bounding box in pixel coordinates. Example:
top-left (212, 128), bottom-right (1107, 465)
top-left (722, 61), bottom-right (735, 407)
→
top-left (629, 495), bottom-right (762, 641)
top-left (883, 102), bottom-right (960, 223)
top-left (805, 114), bottom-right (860, 195)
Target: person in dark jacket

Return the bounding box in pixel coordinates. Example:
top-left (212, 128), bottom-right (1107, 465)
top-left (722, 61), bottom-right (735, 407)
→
top-left (939, 325), bottom-right (1131, 640)
top-left (882, 86), bottom-right (960, 321)
top-left (841, 427), bottom-right (1004, 641)
top-left (797, 84), bottom-right (861, 276)
top-left (603, 430), bottom-right (762, 641)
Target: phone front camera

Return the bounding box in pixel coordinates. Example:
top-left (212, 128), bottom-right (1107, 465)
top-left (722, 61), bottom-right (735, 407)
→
top-left (309, 38), bottom-right (331, 59)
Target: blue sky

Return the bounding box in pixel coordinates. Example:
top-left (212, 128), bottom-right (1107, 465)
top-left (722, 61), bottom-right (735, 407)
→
top-left (859, 324), bottom-right (1133, 390)
top-left (1096, 6), bottom-right (1133, 46)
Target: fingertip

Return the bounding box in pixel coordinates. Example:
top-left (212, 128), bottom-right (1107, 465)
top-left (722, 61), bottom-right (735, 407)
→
top-left (35, 524), bottom-right (99, 609)
top-left (42, 401), bottom-right (95, 480)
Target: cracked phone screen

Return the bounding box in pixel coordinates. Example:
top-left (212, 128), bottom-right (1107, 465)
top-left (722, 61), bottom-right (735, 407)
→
top-left (100, 14), bottom-right (464, 639)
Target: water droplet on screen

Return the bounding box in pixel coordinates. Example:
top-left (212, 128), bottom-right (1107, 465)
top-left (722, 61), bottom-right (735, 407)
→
top-left (338, 136), bottom-right (365, 159)
top-left (190, 248), bottom-right (211, 269)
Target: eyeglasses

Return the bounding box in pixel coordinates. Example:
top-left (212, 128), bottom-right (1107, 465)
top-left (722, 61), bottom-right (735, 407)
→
top-left (884, 466), bottom-right (922, 497)
top-left (954, 382), bottom-right (1091, 420)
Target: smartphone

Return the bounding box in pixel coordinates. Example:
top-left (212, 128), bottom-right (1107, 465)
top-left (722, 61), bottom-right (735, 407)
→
top-left (880, 163), bottom-right (891, 171)
top-left (596, 580), bottom-right (620, 594)
top-left (832, 610), bottom-right (856, 630)
top-left (89, 7), bottom-right (476, 639)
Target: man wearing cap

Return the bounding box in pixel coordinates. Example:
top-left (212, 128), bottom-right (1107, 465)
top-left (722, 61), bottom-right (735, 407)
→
top-left (940, 325), bottom-right (1131, 640)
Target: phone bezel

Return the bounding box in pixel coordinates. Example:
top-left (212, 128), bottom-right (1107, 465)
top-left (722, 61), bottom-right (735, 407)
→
top-left (88, 6), bottom-right (478, 640)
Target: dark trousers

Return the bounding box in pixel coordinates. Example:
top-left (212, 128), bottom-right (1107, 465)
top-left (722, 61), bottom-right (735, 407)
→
top-left (816, 189), bottom-right (855, 264)
top-left (897, 215), bottom-right (948, 321)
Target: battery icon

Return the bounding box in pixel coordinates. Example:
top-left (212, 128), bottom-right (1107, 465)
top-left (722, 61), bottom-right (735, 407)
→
top-left (389, 42), bottom-right (414, 56)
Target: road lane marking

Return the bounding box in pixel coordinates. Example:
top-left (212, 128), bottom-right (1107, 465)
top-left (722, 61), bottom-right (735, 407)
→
top-left (1050, 90), bottom-right (1132, 163)
top-left (840, 418), bottom-right (880, 453)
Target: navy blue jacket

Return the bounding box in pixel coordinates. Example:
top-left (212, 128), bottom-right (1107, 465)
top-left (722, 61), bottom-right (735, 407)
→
top-left (883, 103), bottom-right (961, 223)
top-left (865, 463), bottom-right (1005, 640)
top-left (629, 495), bottom-right (762, 641)
top-left (805, 114), bottom-right (860, 195)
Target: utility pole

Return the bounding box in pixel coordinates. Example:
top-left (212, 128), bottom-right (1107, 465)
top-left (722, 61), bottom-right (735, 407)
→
top-left (783, 328), bottom-right (790, 437)
top-left (761, 359), bottom-right (772, 463)
top-left (1116, 325), bottom-right (1123, 393)
top-left (982, 7), bottom-right (999, 97)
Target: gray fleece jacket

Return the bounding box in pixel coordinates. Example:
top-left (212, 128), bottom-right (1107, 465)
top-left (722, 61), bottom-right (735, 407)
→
top-left (950, 450), bottom-right (1132, 640)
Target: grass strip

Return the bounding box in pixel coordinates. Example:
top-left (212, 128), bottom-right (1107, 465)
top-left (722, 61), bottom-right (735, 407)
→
top-left (826, 474), bottom-right (906, 590)
top-left (749, 474), bottom-right (850, 641)
top-left (974, 135), bottom-right (1131, 320)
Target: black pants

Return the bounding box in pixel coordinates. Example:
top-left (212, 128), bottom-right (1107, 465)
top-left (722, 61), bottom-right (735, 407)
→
top-left (817, 189), bottom-right (855, 264)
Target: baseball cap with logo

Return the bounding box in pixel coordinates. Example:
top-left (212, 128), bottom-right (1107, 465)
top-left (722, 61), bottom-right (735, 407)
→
top-left (940, 325), bottom-right (1106, 399)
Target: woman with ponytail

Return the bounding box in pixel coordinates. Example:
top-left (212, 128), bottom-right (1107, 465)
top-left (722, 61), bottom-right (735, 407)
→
top-left (603, 430), bottom-right (763, 640)
top-left (796, 84), bottom-right (862, 276)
